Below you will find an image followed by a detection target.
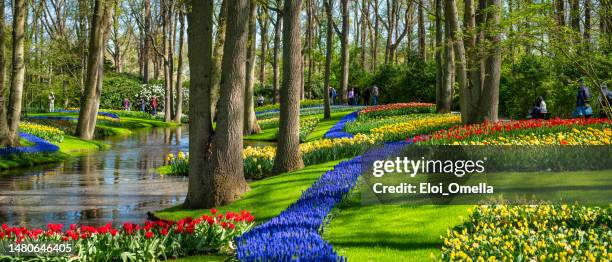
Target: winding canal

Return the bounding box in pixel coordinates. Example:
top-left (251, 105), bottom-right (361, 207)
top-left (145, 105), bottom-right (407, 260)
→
top-left (0, 126), bottom-right (273, 227)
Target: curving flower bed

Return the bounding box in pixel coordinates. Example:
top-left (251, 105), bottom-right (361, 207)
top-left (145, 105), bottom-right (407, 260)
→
top-left (0, 133), bottom-right (59, 157)
top-left (324, 111), bottom-right (358, 139)
top-left (0, 210), bottom-right (255, 261)
top-left (57, 109), bottom-right (121, 119)
top-left (236, 141), bottom-right (410, 261)
top-left (413, 118), bottom-right (612, 145)
top-left (19, 122), bottom-right (65, 143)
top-left (358, 102), bottom-right (435, 118)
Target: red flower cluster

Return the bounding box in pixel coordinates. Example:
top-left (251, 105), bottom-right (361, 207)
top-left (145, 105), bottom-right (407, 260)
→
top-left (359, 102), bottom-right (435, 116)
top-left (0, 209), bottom-right (255, 243)
top-left (411, 118), bottom-right (612, 143)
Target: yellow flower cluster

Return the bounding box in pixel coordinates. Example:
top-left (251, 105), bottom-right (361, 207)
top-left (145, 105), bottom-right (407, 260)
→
top-left (300, 133), bottom-right (381, 154)
top-left (243, 146), bottom-right (275, 160)
top-left (441, 205), bottom-right (611, 261)
top-left (451, 127), bottom-right (612, 146)
top-left (166, 151), bottom-right (188, 161)
top-left (19, 122), bottom-right (65, 143)
top-left (370, 114), bottom-right (461, 140)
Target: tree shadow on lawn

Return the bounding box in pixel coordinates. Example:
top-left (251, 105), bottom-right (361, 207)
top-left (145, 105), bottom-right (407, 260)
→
top-left (156, 160), bottom-right (344, 223)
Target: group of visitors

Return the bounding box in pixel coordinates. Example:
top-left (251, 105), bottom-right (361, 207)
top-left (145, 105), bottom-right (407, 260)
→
top-left (529, 80), bottom-right (611, 119)
top-left (329, 85), bottom-right (380, 106)
top-left (121, 96), bottom-right (159, 115)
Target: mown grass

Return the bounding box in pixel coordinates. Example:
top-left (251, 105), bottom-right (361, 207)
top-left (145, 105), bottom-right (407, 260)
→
top-left (244, 111), bottom-right (353, 142)
top-left (324, 170), bottom-right (612, 261)
top-left (156, 160), bottom-right (343, 223)
top-left (158, 160), bottom-right (344, 261)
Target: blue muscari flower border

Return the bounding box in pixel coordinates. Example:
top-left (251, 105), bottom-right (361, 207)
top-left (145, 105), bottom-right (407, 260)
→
top-left (55, 109), bottom-right (120, 119)
top-left (0, 132), bottom-right (60, 157)
top-left (236, 109), bottom-right (410, 261)
top-left (323, 111), bottom-right (358, 139)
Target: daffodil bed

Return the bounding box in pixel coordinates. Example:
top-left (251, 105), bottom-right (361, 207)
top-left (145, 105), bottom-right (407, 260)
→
top-left (19, 122), bottom-right (65, 144)
top-left (358, 102), bottom-right (435, 118)
top-left (440, 205), bottom-right (611, 261)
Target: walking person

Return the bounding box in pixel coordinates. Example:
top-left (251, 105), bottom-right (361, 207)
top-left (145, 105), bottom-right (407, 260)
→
top-left (151, 96), bottom-right (158, 116)
top-left (257, 94), bottom-right (265, 107)
top-left (574, 80), bottom-right (593, 118)
top-left (48, 92), bottom-right (55, 112)
top-left (123, 97), bottom-right (131, 111)
top-left (363, 88), bottom-right (371, 106)
top-left (140, 96), bottom-right (146, 112)
top-left (331, 88), bottom-right (337, 105)
top-left (371, 85), bottom-right (379, 105)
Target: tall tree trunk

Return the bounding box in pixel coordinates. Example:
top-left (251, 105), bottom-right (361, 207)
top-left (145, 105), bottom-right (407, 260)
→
top-left (440, 0), bottom-right (454, 114)
top-left (372, 0), bottom-right (379, 71)
top-left (584, 0), bottom-right (591, 46)
top-left (478, 0), bottom-right (501, 123)
top-left (418, 0), bottom-right (426, 60)
top-left (556, 0), bottom-right (565, 26)
top-left (339, 0), bottom-right (349, 104)
top-left (7, 0), bottom-right (27, 144)
top-left (258, 6), bottom-right (269, 85)
top-left (272, 8), bottom-right (282, 104)
top-left (143, 0), bottom-right (152, 83)
top-left (0, 0), bottom-right (14, 147)
top-left (174, 10), bottom-right (185, 123)
top-left (323, 0), bottom-right (333, 119)
top-left (209, 0), bottom-right (251, 206)
top-left (273, 0), bottom-right (304, 174)
top-left (360, 0), bottom-right (367, 68)
top-left (76, 0), bottom-right (112, 140)
top-left (162, 1), bottom-right (174, 122)
top-left (446, 0), bottom-right (467, 116)
top-left (434, 0), bottom-right (448, 113)
top-left (184, 0), bottom-right (215, 209)
top-left (244, 0), bottom-right (261, 135)
top-left (210, 0), bottom-right (227, 121)
top-left (570, 0), bottom-right (580, 33)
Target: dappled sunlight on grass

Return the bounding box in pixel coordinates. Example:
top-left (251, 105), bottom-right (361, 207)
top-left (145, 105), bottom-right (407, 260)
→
top-left (155, 160), bottom-right (345, 223)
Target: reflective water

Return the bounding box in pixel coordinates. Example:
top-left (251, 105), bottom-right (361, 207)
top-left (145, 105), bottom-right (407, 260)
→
top-left (0, 126), bottom-right (276, 227)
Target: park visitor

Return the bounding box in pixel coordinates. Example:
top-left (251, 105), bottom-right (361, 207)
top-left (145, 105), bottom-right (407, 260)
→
top-left (140, 97), bottom-right (146, 112)
top-left (372, 85), bottom-right (379, 105)
top-left (123, 98), bottom-right (131, 111)
top-left (530, 96), bottom-right (547, 119)
top-left (48, 92), bottom-right (55, 113)
top-left (348, 88), bottom-right (355, 105)
top-left (257, 94), bottom-right (265, 107)
top-left (363, 87), bottom-right (371, 106)
top-left (331, 87), bottom-right (337, 105)
top-left (151, 96), bottom-right (158, 115)
top-left (574, 80), bottom-right (593, 118)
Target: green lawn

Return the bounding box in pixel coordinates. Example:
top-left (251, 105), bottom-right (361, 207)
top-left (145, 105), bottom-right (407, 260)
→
top-left (156, 160), bottom-right (344, 223)
top-left (57, 135), bottom-right (109, 155)
top-left (244, 111), bottom-right (353, 142)
top-left (157, 160), bottom-right (344, 262)
top-left (323, 183), bottom-right (471, 261)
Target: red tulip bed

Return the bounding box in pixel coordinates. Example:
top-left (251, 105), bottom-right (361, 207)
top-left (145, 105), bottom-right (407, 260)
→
top-left (0, 209), bottom-right (254, 261)
top-left (411, 117), bottom-right (612, 144)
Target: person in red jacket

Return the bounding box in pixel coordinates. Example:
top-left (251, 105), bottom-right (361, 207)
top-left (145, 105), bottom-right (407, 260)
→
top-left (151, 96), bottom-right (158, 115)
